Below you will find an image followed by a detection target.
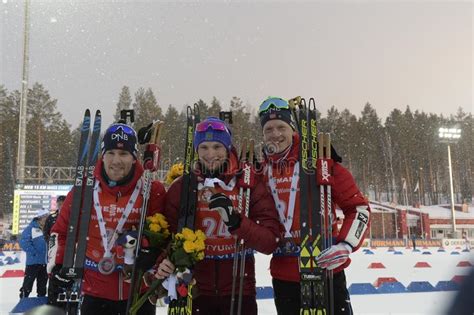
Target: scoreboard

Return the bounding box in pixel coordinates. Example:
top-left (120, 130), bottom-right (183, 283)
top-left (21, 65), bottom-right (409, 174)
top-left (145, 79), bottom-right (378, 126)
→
top-left (13, 184), bottom-right (72, 235)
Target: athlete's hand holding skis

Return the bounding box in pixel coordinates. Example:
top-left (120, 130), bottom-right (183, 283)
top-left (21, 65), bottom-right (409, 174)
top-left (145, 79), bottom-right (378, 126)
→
top-left (209, 193), bottom-right (242, 229)
top-left (316, 242), bottom-right (353, 271)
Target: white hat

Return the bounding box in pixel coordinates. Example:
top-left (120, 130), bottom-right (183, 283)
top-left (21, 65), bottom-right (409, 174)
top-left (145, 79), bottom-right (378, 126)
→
top-left (35, 209), bottom-right (50, 218)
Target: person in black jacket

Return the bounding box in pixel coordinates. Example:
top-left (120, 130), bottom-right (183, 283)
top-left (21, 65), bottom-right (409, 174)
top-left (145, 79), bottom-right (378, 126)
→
top-left (44, 195), bottom-right (65, 307)
top-left (43, 196), bottom-right (65, 245)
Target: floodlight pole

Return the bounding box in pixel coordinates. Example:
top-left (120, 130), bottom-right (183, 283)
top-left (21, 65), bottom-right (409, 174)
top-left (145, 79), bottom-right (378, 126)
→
top-left (438, 127), bottom-right (461, 238)
top-left (447, 144), bottom-right (456, 235)
top-left (16, 0), bottom-right (30, 184)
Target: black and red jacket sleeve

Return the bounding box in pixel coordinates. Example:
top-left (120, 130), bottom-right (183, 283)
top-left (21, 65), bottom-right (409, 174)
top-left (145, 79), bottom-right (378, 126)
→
top-left (332, 162), bottom-right (371, 253)
top-left (230, 176), bottom-right (280, 255)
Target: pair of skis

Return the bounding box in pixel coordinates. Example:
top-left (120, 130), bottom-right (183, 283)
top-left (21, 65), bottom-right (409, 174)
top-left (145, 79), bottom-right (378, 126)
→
top-left (59, 109), bottom-right (102, 314)
top-left (230, 138), bottom-right (255, 315)
top-left (168, 104), bottom-right (200, 315)
top-left (288, 97), bottom-right (334, 315)
top-left (126, 120), bottom-right (164, 315)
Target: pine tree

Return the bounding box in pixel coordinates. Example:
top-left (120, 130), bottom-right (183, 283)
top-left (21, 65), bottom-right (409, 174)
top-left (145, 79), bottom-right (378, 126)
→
top-left (208, 97), bottom-right (223, 117)
top-left (26, 83), bottom-right (70, 167)
top-left (194, 99), bottom-right (209, 119)
top-left (161, 104), bottom-right (186, 168)
top-left (133, 88), bottom-right (162, 130)
top-left (228, 96), bottom-right (252, 149)
top-left (355, 103), bottom-right (384, 198)
top-left (113, 86), bottom-right (132, 122)
top-left (0, 86), bottom-right (18, 217)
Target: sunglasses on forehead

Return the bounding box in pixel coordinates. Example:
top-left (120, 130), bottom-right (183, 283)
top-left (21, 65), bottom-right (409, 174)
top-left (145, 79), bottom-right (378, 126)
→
top-left (196, 120), bottom-right (230, 134)
top-left (258, 98), bottom-right (289, 115)
top-left (107, 124), bottom-right (137, 136)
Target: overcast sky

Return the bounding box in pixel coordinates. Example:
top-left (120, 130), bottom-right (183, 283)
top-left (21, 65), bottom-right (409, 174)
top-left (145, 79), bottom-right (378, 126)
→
top-left (1, 0), bottom-right (472, 129)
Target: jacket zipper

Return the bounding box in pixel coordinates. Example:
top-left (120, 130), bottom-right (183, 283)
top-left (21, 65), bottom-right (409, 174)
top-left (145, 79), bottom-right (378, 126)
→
top-left (119, 271), bottom-right (123, 300)
top-left (116, 191), bottom-right (122, 202)
top-left (214, 260), bottom-right (219, 296)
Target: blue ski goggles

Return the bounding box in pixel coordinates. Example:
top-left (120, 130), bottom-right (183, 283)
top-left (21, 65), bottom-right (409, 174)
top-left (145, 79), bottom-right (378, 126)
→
top-left (258, 97), bottom-right (289, 115)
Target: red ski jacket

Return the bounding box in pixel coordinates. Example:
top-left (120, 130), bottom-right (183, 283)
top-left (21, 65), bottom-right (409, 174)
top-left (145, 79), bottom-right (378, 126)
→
top-left (163, 148), bottom-right (280, 297)
top-left (51, 159), bottom-right (166, 301)
top-left (265, 134), bottom-right (371, 282)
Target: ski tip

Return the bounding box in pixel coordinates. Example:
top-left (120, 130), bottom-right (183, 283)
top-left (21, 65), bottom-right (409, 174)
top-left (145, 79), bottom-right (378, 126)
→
top-left (95, 110), bottom-right (101, 117)
top-left (84, 109), bottom-right (91, 116)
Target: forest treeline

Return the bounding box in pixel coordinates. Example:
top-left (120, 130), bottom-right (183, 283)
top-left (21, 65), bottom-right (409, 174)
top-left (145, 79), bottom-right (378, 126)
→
top-left (0, 83), bottom-right (472, 214)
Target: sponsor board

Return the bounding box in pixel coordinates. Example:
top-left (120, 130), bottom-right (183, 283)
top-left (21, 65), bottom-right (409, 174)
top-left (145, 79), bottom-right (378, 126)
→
top-left (1, 241), bottom-right (21, 251)
top-left (369, 239), bottom-right (442, 247)
top-left (442, 238), bottom-right (474, 247)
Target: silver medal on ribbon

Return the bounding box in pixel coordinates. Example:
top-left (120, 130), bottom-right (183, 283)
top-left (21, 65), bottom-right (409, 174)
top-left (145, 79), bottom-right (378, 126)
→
top-left (98, 256), bottom-right (116, 275)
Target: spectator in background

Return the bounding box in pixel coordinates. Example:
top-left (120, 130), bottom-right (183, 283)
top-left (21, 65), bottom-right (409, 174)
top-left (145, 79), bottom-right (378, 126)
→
top-left (462, 231), bottom-right (470, 251)
top-left (411, 233), bottom-right (417, 251)
top-left (19, 209), bottom-right (49, 298)
top-left (44, 195), bottom-right (66, 307)
top-left (43, 196), bottom-right (66, 245)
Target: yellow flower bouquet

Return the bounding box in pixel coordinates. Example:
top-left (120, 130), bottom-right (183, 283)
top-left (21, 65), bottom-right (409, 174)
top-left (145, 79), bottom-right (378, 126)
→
top-left (127, 213), bottom-right (171, 315)
top-left (129, 227), bottom-right (206, 314)
top-left (165, 162), bottom-right (184, 185)
top-left (171, 228), bottom-right (206, 269)
top-left (142, 213), bottom-right (170, 247)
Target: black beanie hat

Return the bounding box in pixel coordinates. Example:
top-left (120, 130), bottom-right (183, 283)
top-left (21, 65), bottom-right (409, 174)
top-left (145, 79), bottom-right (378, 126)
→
top-left (101, 123), bottom-right (138, 159)
top-left (259, 107), bottom-right (296, 130)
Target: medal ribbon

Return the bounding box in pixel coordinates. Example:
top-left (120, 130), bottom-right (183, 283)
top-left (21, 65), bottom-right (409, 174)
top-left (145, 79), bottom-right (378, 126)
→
top-left (197, 177), bottom-right (236, 191)
top-left (268, 162), bottom-right (299, 238)
top-left (93, 180), bottom-right (142, 258)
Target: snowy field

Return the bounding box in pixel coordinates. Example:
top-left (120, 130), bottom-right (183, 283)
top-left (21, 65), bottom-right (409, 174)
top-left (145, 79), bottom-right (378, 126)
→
top-left (0, 246), bottom-right (472, 315)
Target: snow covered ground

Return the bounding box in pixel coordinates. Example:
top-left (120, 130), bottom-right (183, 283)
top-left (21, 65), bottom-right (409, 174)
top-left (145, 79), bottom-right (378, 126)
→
top-left (0, 246), bottom-right (472, 315)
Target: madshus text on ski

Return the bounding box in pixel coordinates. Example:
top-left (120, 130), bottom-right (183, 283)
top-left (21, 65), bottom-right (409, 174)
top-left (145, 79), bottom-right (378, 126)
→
top-left (28, 96), bottom-right (370, 315)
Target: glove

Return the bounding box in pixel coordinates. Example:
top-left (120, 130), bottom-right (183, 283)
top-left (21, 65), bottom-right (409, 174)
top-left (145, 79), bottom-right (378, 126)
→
top-left (138, 122), bottom-right (154, 144)
top-left (209, 193), bottom-right (241, 229)
top-left (135, 244), bottom-right (161, 271)
top-left (315, 242), bottom-right (352, 271)
top-left (48, 265), bottom-right (74, 306)
top-left (50, 265), bottom-right (74, 289)
top-left (47, 233), bottom-right (59, 274)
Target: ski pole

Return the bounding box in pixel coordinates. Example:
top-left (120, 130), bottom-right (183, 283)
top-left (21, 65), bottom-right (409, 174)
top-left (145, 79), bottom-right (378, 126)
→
top-left (230, 138), bottom-right (247, 315)
top-left (318, 132), bottom-right (334, 315)
top-left (236, 139), bottom-right (254, 315)
top-left (325, 133), bottom-right (335, 315)
top-left (126, 121), bottom-right (163, 315)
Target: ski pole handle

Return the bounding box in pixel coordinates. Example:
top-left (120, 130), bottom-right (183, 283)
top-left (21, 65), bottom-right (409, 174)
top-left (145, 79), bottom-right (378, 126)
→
top-left (143, 143), bottom-right (160, 171)
top-left (288, 96), bottom-right (301, 110)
